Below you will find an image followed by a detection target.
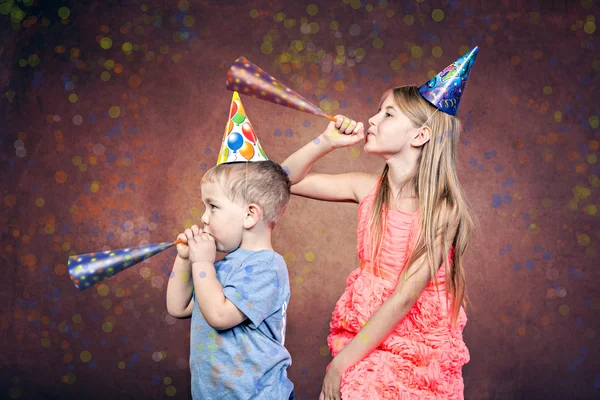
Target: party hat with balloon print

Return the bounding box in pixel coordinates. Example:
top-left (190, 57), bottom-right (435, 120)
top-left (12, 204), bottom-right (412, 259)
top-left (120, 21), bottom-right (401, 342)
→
top-left (217, 91), bottom-right (269, 165)
top-left (418, 46), bottom-right (479, 116)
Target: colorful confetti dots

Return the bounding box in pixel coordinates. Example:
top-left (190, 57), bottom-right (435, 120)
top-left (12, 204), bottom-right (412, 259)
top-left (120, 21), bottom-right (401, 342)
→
top-left (166, 386), bottom-right (177, 396)
top-left (183, 16), bottom-right (195, 27)
top-left (178, 0), bottom-right (189, 12)
top-left (54, 264), bottom-right (66, 275)
top-left (578, 234), bottom-right (590, 246)
top-left (62, 372), bottom-right (76, 384)
top-left (128, 75), bottom-right (142, 88)
top-left (58, 7), bottom-right (70, 19)
top-left (27, 54), bottom-right (40, 67)
top-left (319, 345), bottom-right (330, 356)
top-left (305, 252), bottom-right (315, 262)
top-left (0, 3), bottom-right (11, 15)
top-left (100, 37), bottom-right (112, 49)
top-left (261, 42), bottom-right (273, 54)
top-left (80, 351), bottom-right (92, 362)
top-left (4, 194), bottom-right (16, 207)
top-left (432, 9), bottom-right (444, 22)
top-left (102, 321), bottom-right (113, 332)
top-left (108, 106), bottom-right (120, 118)
top-left (97, 284), bottom-right (110, 296)
top-left (584, 21), bottom-right (596, 34)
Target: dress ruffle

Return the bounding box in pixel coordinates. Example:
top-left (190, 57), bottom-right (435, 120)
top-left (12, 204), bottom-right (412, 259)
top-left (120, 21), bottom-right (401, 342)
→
top-left (327, 187), bottom-right (469, 399)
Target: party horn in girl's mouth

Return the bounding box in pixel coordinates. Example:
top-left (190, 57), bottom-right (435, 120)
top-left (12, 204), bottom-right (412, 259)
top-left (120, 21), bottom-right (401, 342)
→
top-left (226, 56), bottom-right (337, 122)
top-left (67, 239), bottom-right (185, 291)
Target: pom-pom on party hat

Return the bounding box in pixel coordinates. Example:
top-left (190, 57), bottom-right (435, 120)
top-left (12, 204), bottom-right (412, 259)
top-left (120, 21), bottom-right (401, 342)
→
top-left (418, 46), bottom-right (479, 116)
top-left (217, 91), bottom-right (269, 165)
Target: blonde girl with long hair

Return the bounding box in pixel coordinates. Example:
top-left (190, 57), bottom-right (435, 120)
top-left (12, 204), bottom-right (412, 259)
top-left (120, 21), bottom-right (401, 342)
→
top-left (282, 48), bottom-right (479, 400)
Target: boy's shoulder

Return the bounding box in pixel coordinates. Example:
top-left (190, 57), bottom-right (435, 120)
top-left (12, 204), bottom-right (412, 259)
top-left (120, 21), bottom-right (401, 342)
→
top-left (237, 248), bottom-right (285, 265)
top-left (224, 248), bottom-right (288, 275)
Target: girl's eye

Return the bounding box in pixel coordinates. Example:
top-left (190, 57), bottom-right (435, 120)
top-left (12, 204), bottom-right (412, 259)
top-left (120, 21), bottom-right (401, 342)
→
top-left (385, 112), bottom-right (392, 117)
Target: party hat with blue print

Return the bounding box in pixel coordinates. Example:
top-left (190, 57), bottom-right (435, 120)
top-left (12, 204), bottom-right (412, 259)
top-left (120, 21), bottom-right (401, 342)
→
top-left (418, 46), bottom-right (479, 116)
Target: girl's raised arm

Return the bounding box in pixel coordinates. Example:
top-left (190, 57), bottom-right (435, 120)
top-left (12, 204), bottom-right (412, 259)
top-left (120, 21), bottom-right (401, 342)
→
top-left (282, 116), bottom-right (375, 203)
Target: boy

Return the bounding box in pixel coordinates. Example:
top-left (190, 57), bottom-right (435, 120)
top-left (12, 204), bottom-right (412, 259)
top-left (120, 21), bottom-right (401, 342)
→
top-left (166, 92), bottom-right (294, 400)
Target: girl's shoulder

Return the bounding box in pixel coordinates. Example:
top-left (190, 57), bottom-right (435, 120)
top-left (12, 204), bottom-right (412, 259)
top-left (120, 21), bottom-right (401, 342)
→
top-left (354, 173), bottom-right (380, 203)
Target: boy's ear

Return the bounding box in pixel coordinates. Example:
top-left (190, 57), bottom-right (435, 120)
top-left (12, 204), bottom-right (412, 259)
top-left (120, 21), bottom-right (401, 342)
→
top-left (244, 203), bottom-right (262, 229)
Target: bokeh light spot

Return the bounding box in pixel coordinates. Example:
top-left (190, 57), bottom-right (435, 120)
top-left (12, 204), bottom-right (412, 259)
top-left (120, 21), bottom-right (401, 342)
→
top-left (432, 9), bottom-right (444, 22)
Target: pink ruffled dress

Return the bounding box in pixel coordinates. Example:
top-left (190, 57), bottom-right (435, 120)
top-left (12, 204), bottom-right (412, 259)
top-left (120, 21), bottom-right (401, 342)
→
top-left (327, 183), bottom-right (470, 399)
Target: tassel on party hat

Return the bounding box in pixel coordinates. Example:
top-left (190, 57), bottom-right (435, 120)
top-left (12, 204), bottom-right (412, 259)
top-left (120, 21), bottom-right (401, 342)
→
top-left (217, 91), bottom-right (269, 165)
top-left (418, 46), bottom-right (479, 116)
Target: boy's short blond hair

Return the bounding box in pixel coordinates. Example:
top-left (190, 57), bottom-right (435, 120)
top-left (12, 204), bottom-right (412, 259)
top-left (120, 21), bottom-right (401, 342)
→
top-left (202, 160), bottom-right (291, 228)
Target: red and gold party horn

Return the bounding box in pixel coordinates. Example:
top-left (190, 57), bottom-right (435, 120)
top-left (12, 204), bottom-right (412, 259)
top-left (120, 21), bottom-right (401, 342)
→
top-left (226, 56), bottom-right (337, 122)
top-left (68, 239), bottom-right (186, 291)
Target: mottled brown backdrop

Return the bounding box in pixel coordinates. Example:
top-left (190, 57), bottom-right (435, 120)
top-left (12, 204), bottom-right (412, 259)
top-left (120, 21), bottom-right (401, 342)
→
top-left (1, 0), bottom-right (598, 399)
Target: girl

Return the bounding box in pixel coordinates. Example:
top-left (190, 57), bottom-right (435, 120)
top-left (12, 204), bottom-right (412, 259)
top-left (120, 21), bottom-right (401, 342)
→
top-left (282, 48), bottom-right (478, 400)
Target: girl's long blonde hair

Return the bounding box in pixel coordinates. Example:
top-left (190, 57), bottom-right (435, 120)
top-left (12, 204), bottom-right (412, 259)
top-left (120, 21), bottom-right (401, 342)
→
top-left (368, 86), bottom-right (476, 326)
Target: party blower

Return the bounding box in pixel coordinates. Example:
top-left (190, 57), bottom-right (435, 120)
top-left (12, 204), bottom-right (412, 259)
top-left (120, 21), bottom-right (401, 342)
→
top-left (226, 56), bottom-right (337, 122)
top-left (68, 239), bottom-right (185, 291)
top-left (68, 89), bottom-right (274, 291)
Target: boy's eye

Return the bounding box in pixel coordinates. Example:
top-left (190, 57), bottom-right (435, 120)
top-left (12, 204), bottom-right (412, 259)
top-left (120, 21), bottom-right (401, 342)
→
top-left (210, 204), bottom-right (217, 209)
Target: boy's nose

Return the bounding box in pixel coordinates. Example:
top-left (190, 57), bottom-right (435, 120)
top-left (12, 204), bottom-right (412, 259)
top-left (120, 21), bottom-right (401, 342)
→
top-left (201, 213), bottom-right (209, 225)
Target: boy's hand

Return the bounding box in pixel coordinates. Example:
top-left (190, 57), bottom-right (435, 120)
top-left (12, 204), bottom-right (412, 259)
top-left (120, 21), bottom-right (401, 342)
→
top-left (186, 225), bottom-right (216, 265)
top-left (321, 114), bottom-right (365, 149)
top-left (175, 232), bottom-right (190, 259)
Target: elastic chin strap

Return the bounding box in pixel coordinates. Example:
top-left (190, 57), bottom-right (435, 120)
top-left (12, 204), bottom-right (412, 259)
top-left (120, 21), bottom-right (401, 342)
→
top-left (244, 161), bottom-right (248, 201)
top-left (388, 107), bottom-right (441, 162)
top-left (245, 161), bottom-right (249, 217)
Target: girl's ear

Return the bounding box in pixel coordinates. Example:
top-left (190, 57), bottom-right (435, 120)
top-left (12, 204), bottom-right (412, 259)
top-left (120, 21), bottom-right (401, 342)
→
top-left (412, 126), bottom-right (431, 147)
top-left (244, 203), bottom-right (262, 229)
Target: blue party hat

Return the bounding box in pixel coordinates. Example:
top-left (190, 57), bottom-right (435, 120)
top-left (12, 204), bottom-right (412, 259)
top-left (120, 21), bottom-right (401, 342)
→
top-left (418, 46), bottom-right (479, 116)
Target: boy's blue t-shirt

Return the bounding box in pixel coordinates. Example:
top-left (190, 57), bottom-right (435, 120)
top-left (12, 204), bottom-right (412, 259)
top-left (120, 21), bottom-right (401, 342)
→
top-left (190, 247), bottom-right (293, 400)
